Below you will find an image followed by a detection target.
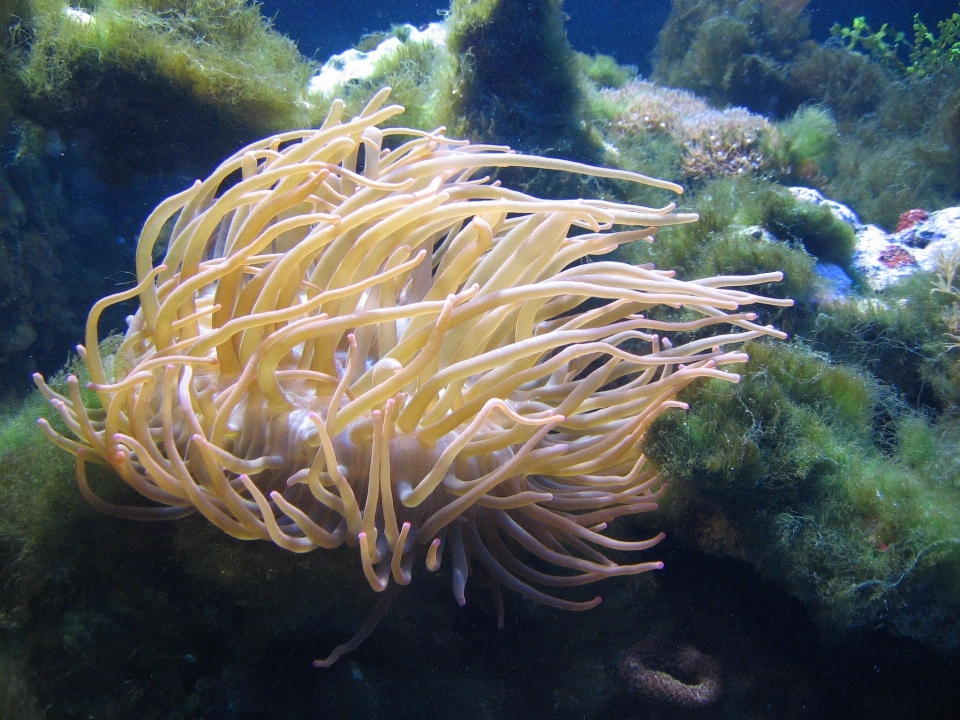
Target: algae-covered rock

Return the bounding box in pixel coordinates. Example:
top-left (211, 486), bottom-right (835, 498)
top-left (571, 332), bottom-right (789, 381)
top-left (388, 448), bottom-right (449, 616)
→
top-left (445, 0), bottom-right (599, 161)
top-left (307, 23), bottom-right (453, 132)
top-left (7, 0), bottom-right (316, 179)
top-left (652, 0), bottom-right (811, 116)
top-left (643, 340), bottom-right (960, 654)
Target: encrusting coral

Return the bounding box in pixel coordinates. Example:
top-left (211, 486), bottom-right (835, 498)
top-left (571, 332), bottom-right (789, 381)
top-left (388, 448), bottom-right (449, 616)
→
top-left (32, 88), bottom-right (790, 665)
top-left (601, 80), bottom-right (776, 184)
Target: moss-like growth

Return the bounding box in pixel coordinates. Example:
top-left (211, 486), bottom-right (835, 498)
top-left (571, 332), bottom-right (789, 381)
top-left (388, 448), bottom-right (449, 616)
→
top-left (757, 184), bottom-right (856, 267)
top-left (0, 353), bottom-right (108, 581)
top-left (652, 0), bottom-right (810, 116)
top-left (774, 104), bottom-right (840, 183)
top-left (577, 52), bottom-right (635, 89)
top-left (671, 177), bottom-right (854, 270)
top-left (783, 9), bottom-right (960, 226)
top-left (643, 340), bottom-right (960, 652)
top-left (354, 24), bottom-right (415, 53)
top-left (932, 248), bottom-right (960, 352)
top-left (315, 30), bottom-right (454, 133)
top-left (647, 342), bottom-right (876, 496)
top-left (7, 0), bottom-right (316, 179)
top-left (828, 96), bottom-right (960, 229)
top-left (788, 45), bottom-right (893, 123)
top-left (803, 271), bottom-right (960, 412)
top-left (0, 1), bottom-right (29, 133)
top-left (444, 0), bottom-right (600, 162)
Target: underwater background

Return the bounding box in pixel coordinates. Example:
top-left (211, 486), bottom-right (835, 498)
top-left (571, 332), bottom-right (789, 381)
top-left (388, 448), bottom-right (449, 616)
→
top-left (3, 0), bottom-right (960, 718)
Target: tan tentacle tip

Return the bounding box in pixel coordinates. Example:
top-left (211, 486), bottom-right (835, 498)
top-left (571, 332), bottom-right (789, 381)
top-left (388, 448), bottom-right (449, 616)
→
top-left (425, 537), bottom-right (442, 572)
top-left (358, 530), bottom-right (389, 592)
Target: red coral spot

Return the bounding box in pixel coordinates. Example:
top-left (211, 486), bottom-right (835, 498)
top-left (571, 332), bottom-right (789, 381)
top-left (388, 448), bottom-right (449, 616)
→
top-left (895, 208), bottom-right (928, 232)
top-left (878, 245), bottom-right (917, 268)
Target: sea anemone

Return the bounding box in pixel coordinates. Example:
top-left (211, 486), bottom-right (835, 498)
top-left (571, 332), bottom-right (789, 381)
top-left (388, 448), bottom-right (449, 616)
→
top-left (33, 89), bottom-right (790, 664)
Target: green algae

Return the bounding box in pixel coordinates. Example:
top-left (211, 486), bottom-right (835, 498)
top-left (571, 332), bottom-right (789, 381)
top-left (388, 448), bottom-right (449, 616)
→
top-left (16, 0), bottom-right (312, 112)
top-left (651, 0), bottom-right (810, 114)
top-left (804, 272), bottom-right (960, 412)
top-left (0, 378), bottom-right (82, 583)
top-left (444, 0), bottom-right (600, 161)
top-left (758, 186), bottom-right (856, 268)
top-left (626, 169), bottom-right (960, 651)
top-left (644, 339), bottom-right (960, 652)
top-left (648, 2), bottom-right (960, 227)
top-left (774, 105), bottom-right (840, 182)
top-left (5, 0), bottom-right (316, 177)
top-left (317, 29), bottom-right (453, 133)
top-left (832, 10), bottom-right (960, 80)
top-left (577, 52), bottom-right (635, 89)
